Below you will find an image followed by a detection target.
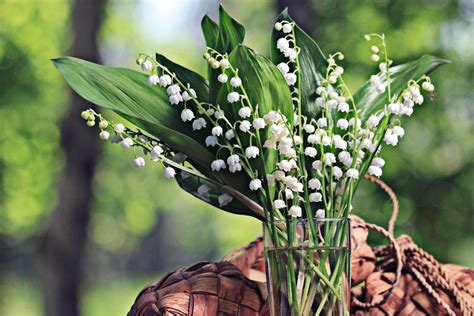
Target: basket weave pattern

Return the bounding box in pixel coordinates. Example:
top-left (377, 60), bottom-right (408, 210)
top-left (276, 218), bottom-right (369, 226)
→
top-left (127, 261), bottom-right (268, 316)
top-left (128, 177), bottom-right (473, 315)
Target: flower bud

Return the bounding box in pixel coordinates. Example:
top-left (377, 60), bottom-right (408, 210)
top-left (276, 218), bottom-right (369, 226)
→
top-left (99, 131), bottom-right (110, 140)
top-left (274, 22), bottom-right (282, 31)
top-left (282, 23), bottom-right (292, 34)
top-left (99, 121), bottom-right (108, 129)
top-left (141, 60), bottom-right (153, 71)
top-left (81, 111), bottom-right (89, 120)
top-left (217, 73), bottom-right (228, 83)
top-left (370, 54), bottom-right (380, 62)
top-left (220, 58), bottom-right (230, 68)
top-left (421, 81), bottom-right (434, 92)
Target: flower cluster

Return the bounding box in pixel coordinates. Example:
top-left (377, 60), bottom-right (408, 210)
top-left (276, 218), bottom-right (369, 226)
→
top-left (85, 29), bottom-right (435, 223)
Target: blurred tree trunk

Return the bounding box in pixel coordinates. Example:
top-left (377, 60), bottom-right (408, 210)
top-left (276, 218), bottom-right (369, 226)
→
top-left (38, 0), bottom-right (105, 315)
top-left (276, 0), bottom-right (316, 33)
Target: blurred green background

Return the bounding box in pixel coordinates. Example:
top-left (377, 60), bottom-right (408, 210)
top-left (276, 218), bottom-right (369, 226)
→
top-left (0, 0), bottom-right (472, 315)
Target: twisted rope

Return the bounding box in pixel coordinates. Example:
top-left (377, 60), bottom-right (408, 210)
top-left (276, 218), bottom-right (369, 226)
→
top-left (354, 174), bottom-right (473, 315)
top-left (351, 220), bottom-right (403, 309)
top-left (364, 174), bottom-right (399, 235)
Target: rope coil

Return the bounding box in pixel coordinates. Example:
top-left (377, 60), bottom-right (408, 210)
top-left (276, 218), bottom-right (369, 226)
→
top-left (352, 175), bottom-right (473, 316)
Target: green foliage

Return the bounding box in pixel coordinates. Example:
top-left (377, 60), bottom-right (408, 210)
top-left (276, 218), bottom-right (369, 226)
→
top-left (52, 57), bottom-right (215, 174)
top-left (271, 9), bottom-right (328, 119)
top-left (203, 5), bottom-right (246, 103)
top-left (353, 55), bottom-right (450, 120)
top-left (216, 44), bottom-right (294, 189)
top-left (155, 53), bottom-right (209, 103)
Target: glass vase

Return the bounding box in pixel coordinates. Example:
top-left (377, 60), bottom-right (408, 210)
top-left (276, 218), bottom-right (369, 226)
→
top-left (263, 218), bottom-right (351, 316)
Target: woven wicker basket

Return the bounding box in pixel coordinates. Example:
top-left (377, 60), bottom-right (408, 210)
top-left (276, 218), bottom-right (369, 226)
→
top-left (128, 177), bottom-right (474, 315)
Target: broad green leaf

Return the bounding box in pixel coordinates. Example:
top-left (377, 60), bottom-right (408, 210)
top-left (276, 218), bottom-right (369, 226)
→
top-left (216, 4), bottom-right (245, 54)
top-left (216, 45), bottom-right (293, 200)
top-left (353, 55), bottom-right (449, 120)
top-left (226, 45), bottom-right (294, 124)
top-left (205, 5), bottom-right (246, 103)
top-left (155, 53), bottom-right (209, 102)
top-left (201, 14), bottom-right (219, 49)
top-left (53, 56), bottom-right (253, 197)
top-left (175, 172), bottom-right (263, 219)
top-left (271, 9), bottom-right (328, 119)
top-left (52, 57), bottom-right (212, 172)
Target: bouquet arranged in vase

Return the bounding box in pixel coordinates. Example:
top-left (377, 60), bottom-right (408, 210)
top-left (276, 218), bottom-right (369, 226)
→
top-left (54, 5), bottom-right (446, 316)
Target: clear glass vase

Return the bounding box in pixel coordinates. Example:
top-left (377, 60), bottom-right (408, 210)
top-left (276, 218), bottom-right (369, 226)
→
top-left (263, 218), bottom-right (351, 316)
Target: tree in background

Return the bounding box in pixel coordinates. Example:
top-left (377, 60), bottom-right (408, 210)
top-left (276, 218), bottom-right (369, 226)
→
top-left (38, 0), bottom-right (105, 315)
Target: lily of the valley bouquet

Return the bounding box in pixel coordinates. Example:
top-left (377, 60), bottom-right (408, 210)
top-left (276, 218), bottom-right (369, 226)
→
top-left (54, 5), bottom-right (446, 316)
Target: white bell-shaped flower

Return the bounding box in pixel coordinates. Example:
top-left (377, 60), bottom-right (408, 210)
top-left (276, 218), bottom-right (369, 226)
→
top-left (163, 167), bottom-right (176, 179)
top-left (252, 118), bottom-right (266, 129)
top-left (249, 179), bottom-right (262, 191)
top-left (308, 178), bottom-right (321, 190)
top-left (245, 146), bottom-right (260, 159)
top-left (346, 168), bottom-right (359, 179)
top-left (167, 84), bottom-right (181, 95)
top-left (120, 138), bottom-right (134, 149)
top-left (159, 75), bottom-right (172, 87)
top-left (304, 147), bottom-right (317, 158)
top-left (99, 131), bottom-right (110, 140)
top-left (368, 165), bottom-right (383, 177)
top-left (205, 136), bottom-right (219, 147)
top-left (217, 73), bottom-right (228, 83)
top-left (114, 123), bottom-right (125, 134)
top-left (132, 157), bottom-right (146, 168)
top-left (309, 192), bottom-right (322, 203)
top-left (211, 159), bottom-right (226, 171)
top-left (180, 109), bottom-right (194, 122)
top-left (141, 60), bottom-right (153, 71)
top-left (277, 62), bottom-right (289, 75)
top-left (288, 206), bottom-right (302, 217)
top-left (192, 118), bottom-right (207, 130)
top-left (230, 77), bottom-right (242, 88)
top-left (151, 146), bottom-right (164, 160)
top-left (227, 92), bottom-right (240, 103)
top-left (148, 74), bottom-right (159, 85)
top-left (211, 126), bottom-right (223, 136)
top-left (239, 120), bottom-right (251, 133)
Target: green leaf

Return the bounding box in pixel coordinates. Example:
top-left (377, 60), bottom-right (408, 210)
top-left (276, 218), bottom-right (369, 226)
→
top-left (52, 57), bottom-right (213, 173)
top-left (271, 9), bottom-right (328, 119)
top-left (155, 53), bottom-right (209, 102)
top-left (226, 45), bottom-right (294, 124)
top-left (216, 4), bottom-right (246, 54)
top-left (216, 45), bottom-right (293, 193)
top-left (353, 55), bottom-right (450, 121)
top-left (53, 56), bottom-right (255, 199)
top-left (201, 14), bottom-right (219, 49)
top-left (206, 5), bottom-right (246, 104)
top-left (175, 172), bottom-right (263, 219)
